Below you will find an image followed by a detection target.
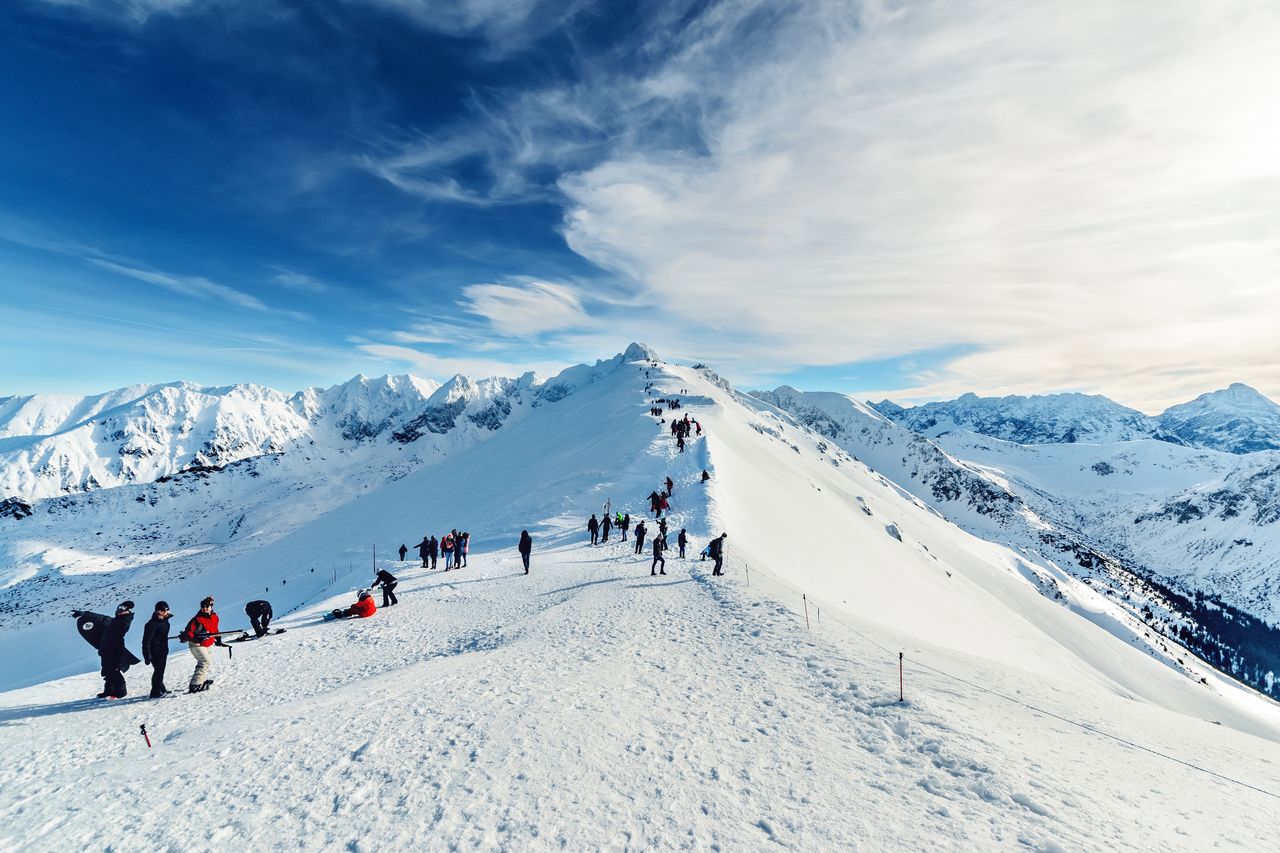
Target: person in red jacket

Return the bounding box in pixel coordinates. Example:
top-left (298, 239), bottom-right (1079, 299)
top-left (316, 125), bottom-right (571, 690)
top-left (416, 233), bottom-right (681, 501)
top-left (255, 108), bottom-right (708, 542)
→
top-left (179, 596), bottom-right (222, 693)
top-left (332, 590), bottom-right (377, 619)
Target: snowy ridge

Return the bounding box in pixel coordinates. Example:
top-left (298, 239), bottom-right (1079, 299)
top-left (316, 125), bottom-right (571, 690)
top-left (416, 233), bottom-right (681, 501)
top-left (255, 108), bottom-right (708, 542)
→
top-left (1, 347), bottom-right (1279, 851)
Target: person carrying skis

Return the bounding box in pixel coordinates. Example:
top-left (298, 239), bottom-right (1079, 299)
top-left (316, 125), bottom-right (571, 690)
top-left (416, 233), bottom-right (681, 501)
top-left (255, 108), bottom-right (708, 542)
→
top-left (634, 521), bottom-right (647, 555)
top-left (518, 530), bottom-right (533, 574)
top-left (98, 600), bottom-right (135, 699)
top-left (244, 599), bottom-right (273, 638)
top-left (370, 569), bottom-right (399, 607)
top-left (142, 601), bottom-right (172, 698)
top-left (588, 514), bottom-right (600, 545)
top-left (179, 596), bottom-right (222, 693)
top-left (709, 533), bottom-right (728, 576)
top-left (678, 528), bottom-right (688, 558)
top-left (332, 589), bottom-right (377, 619)
top-left (398, 543), bottom-right (408, 562)
top-left (651, 534), bottom-right (667, 576)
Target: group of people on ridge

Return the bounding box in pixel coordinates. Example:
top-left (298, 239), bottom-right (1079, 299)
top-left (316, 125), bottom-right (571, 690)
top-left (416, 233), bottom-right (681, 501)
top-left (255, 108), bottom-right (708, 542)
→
top-left (403, 530), bottom-right (470, 570)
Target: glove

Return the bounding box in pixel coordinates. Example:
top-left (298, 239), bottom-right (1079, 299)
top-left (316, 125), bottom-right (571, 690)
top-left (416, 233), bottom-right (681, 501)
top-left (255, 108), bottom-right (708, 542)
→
top-left (215, 638), bottom-right (227, 647)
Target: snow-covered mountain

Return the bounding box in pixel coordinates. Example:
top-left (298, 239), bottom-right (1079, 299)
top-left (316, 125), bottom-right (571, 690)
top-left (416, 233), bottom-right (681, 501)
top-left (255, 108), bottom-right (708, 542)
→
top-left (873, 383), bottom-right (1280, 455)
top-left (3, 345), bottom-right (1279, 851)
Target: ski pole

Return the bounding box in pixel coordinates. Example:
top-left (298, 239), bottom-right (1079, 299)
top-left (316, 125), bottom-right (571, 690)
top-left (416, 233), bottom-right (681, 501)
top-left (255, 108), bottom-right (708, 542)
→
top-left (140, 724), bottom-right (152, 748)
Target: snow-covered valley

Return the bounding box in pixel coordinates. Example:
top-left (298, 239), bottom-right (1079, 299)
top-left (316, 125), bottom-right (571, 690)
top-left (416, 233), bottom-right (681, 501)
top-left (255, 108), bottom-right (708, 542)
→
top-left (2, 347), bottom-right (1279, 850)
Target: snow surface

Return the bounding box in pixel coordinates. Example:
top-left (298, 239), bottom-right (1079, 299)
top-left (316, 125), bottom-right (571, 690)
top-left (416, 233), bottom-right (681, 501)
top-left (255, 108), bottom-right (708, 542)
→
top-left (2, 350), bottom-right (1280, 850)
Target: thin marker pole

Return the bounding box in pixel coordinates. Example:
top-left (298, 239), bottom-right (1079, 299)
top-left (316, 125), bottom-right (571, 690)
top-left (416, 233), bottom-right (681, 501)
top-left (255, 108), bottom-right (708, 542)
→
top-left (899, 652), bottom-right (904, 702)
top-left (803, 594), bottom-right (810, 630)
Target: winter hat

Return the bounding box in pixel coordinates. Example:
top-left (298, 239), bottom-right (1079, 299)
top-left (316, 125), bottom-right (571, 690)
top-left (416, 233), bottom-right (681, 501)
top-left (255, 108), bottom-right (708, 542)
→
top-left (155, 601), bottom-right (170, 612)
top-left (117, 600), bottom-right (135, 612)
top-left (200, 596), bottom-right (215, 607)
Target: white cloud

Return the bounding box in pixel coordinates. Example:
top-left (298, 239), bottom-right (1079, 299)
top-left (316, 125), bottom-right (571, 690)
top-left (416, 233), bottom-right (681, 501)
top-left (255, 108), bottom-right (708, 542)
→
top-left (353, 342), bottom-right (566, 380)
top-left (552, 0), bottom-right (1280, 408)
top-left (88, 259), bottom-right (270, 312)
top-left (460, 278), bottom-right (591, 336)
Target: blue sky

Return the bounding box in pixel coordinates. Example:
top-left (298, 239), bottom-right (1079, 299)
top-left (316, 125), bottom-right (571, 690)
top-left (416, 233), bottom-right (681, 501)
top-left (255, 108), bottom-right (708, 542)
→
top-left (4, 1), bottom-right (1279, 411)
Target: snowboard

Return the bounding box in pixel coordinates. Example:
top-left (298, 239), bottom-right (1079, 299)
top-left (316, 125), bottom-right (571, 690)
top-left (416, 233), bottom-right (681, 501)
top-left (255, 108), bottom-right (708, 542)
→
top-left (229, 628), bottom-right (287, 642)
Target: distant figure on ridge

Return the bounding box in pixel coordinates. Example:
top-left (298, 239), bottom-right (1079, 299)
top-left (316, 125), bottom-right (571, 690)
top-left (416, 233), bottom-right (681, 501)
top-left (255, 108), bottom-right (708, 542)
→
top-left (634, 521), bottom-right (648, 555)
top-left (709, 533), bottom-right (728, 576)
top-left (398, 543), bottom-right (408, 562)
top-left (416, 536), bottom-right (431, 568)
top-left (588, 514), bottom-right (600, 545)
top-left (518, 530), bottom-right (533, 574)
top-left (651, 534), bottom-right (667, 576)
top-left (601, 513), bottom-right (612, 542)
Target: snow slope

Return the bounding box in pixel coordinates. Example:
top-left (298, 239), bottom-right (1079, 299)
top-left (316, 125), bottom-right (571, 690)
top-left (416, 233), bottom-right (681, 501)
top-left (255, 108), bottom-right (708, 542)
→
top-left (2, 348), bottom-right (1279, 850)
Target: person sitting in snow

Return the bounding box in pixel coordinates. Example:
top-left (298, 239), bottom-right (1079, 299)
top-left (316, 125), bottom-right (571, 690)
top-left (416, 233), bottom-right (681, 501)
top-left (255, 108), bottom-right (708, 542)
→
top-left (332, 590), bottom-right (377, 619)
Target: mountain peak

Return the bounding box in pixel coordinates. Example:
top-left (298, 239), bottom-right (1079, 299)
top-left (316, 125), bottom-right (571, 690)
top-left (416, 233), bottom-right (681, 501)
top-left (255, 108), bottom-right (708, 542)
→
top-left (622, 342), bottom-right (658, 362)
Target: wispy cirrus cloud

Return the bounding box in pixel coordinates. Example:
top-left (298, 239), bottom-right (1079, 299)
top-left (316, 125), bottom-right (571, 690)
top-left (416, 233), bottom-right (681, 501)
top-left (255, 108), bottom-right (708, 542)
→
top-left (460, 278), bottom-right (590, 336)
top-left (89, 259), bottom-right (270, 312)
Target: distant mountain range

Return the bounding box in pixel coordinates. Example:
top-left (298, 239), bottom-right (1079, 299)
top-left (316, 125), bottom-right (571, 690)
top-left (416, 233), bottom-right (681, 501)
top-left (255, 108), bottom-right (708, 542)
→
top-left (871, 383), bottom-right (1280, 454)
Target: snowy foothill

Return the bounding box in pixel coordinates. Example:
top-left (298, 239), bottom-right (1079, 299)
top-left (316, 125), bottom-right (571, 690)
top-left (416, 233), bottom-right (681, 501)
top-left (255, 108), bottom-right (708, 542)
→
top-left (2, 348), bottom-right (1280, 850)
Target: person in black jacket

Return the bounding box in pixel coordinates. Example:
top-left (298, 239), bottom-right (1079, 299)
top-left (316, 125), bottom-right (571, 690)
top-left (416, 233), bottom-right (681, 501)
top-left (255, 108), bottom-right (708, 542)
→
top-left (634, 521), bottom-right (647, 555)
top-left (429, 535), bottom-right (439, 570)
top-left (588, 514), bottom-right (600, 545)
top-left (518, 530), bottom-right (533, 573)
top-left (398, 543), bottom-right (408, 562)
top-left (415, 536), bottom-right (430, 568)
top-left (370, 569), bottom-right (399, 606)
top-left (601, 513), bottom-right (611, 542)
top-left (709, 533), bottom-right (728, 576)
top-left (678, 528), bottom-right (688, 558)
top-left (245, 599), bottom-right (273, 637)
top-left (142, 601), bottom-right (172, 698)
top-left (651, 534), bottom-right (667, 576)
top-left (99, 601), bottom-right (135, 699)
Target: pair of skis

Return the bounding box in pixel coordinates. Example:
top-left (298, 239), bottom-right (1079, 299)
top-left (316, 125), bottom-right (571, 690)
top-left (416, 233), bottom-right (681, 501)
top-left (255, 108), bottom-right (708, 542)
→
top-left (228, 629), bottom-right (287, 642)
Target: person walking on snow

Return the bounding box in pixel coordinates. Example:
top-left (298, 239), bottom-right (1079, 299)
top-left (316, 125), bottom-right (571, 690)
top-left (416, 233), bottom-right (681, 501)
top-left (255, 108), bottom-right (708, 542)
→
top-left (370, 569), bottom-right (399, 607)
top-left (634, 521), bottom-right (647, 555)
top-left (180, 596), bottom-right (222, 693)
top-left (601, 513), bottom-right (612, 542)
top-left (142, 601), bottom-right (172, 698)
top-left (665, 476), bottom-right (674, 495)
top-left (416, 536), bottom-right (430, 568)
top-left (518, 530), bottom-right (533, 573)
top-left (398, 543), bottom-right (408, 562)
top-left (332, 590), bottom-right (377, 619)
top-left (709, 533), bottom-right (728, 576)
top-left (648, 490), bottom-right (661, 515)
top-left (678, 528), bottom-right (688, 558)
top-left (98, 600), bottom-right (135, 699)
top-left (244, 599), bottom-right (273, 637)
top-left (588, 514), bottom-right (600, 545)
top-left (651, 534), bottom-right (667, 576)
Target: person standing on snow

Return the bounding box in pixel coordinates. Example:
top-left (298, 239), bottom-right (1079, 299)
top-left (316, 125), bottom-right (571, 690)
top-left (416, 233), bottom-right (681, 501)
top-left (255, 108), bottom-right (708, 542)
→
top-left (461, 532), bottom-right (470, 568)
top-left (518, 530), bottom-right (533, 574)
top-left (443, 532), bottom-right (455, 569)
top-left (634, 521), bottom-right (648, 555)
top-left (621, 513), bottom-right (630, 542)
top-left (651, 534), bottom-right (667, 576)
top-left (709, 533), bottom-right (728, 576)
top-left (142, 601), bottom-right (172, 698)
top-left (398, 543), bottom-right (408, 562)
top-left (429, 535), bottom-right (439, 570)
top-left (244, 599), bottom-right (273, 637)
top-left (98, 600), bottom-right (135, 699)
top-left (416, 536), bottom-right (431, 568)
top-left (665, 476), bottom-right (674, 495)
top-left (588, 514), bottom-right (600, 545)
top-left (601, 513), bottom-right (612, 542)
top-left (180, 596), bottom-right (223, 693)
top-left (678, 528), bottom-right (688, 558)
top-left (370, 569), bottom-right (399, 607)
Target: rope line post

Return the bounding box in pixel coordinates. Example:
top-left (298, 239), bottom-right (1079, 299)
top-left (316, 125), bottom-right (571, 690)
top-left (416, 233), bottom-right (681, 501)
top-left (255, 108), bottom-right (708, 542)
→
top-left (899, 652), bottom-right (904, 702)
top-left (803, 594), bottom-right (810, 630)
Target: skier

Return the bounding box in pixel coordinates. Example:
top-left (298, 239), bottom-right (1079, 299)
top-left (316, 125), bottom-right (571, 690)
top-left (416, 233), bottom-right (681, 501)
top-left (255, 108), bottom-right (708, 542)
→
top-left (588, 514), bottom-right (600, 545)
top-left (416, 536), bottom-right (430, 568)
top-left (634, 521), bottom-right (647, 555)
top-left (142, 601), bottom-right (172, 698)
top-left (98, 600), bottom-right (135, 699)
top-left (398, 543), bottom-right (408, 562)
top-left (179, 596), bottom-right (222, 693)
top-left (518, 529), bottom-right (533, 574)
top-left (331, 589), bottom-right (377, 619)
top-left (651, 534), bottom-right (667, 576)
top-left (244, 599), bottom-right (273, 637)
top-left (370, 568), bottom-right (399, 607)
top-left (678, 528), bottom-right (688, 558)
top-left (601, 513), bottom-right (612, 542)
top-left (709, 533), bottom-right (728, 576)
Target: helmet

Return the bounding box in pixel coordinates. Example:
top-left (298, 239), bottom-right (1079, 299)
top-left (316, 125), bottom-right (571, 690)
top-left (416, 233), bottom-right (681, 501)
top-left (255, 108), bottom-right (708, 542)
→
top-left (357, 589), bottom-right (371, 600)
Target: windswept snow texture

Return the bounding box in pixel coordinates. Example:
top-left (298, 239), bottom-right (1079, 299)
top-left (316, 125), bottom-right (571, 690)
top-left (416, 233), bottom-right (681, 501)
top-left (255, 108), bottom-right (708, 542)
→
top-left (2, 349), bottom-right (1280, 850)
top-left (874, 383), bottom-right (1280, 455)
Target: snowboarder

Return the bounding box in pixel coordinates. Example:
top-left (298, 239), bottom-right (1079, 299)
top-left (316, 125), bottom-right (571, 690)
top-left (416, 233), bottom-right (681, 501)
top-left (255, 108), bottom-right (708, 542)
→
top-left (179, 596), bottom-right (222, 693)
top-left (709, 533), bottom-right (728, 576)
top-left (98, 601), bottom-right (135, 698)
top-left (634, 521), bottom-right (647, 555)
top-left (370, 569), bottom-right (399, 607)
top-left (398, 543), bottom-right (408, 562)
top-left (678, 528), bottom-right (688, 558)
top-left (602, 513), bottom-right (612, 542)
top-left (416, 536), bottom-right (430, 568)
top-left (244, 599), bottom-right (273, 637)
top-left (651, 535), bottom-right (667, 576)
top-left (588, 514), bottom-right (600, 545)
top-left (142, 601), bottom-right (172, 698)
top-left (518, 530), bottom-right (533, 573)
top-left (332, 589), bottom-right (377, 619)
